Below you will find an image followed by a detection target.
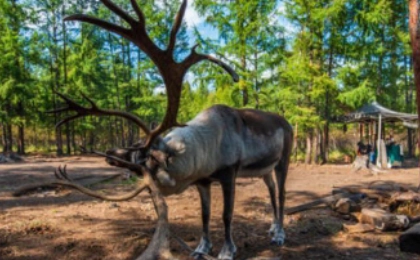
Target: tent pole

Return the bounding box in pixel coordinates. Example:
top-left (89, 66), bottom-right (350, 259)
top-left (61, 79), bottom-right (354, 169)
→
top-left (377, 114), bottom-right (382, 168)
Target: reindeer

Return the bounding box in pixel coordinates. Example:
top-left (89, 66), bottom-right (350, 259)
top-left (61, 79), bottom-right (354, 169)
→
top-left (49, 1), bottom-right (293, 259)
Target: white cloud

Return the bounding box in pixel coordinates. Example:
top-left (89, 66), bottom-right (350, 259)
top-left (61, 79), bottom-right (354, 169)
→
top-left (184, 0), bottom-right (204, 28)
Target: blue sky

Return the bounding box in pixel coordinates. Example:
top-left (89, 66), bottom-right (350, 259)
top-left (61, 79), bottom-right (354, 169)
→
top-left (183, 0), bottom-right (218, 41)
top-left (182, 0), bottom-right (296, 45)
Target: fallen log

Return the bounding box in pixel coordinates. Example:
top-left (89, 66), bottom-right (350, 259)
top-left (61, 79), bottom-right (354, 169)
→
top-left (360, 208), bottom-right (409, 231)
top-left (333, 186), bottom-right (391, 202)
top-left (334, 198), bottom-right (362, 214)
top-left (391, 191), bottom-right (420, 203)
top-left (399, 223), bottom-right (420, 254)
top-left (368, 180), bottom-right (410, 192)
top-left (342, 223), bottom-right (375, 234)
top-left (12, 173), bottom-right (122, 197)
top-left (246, 256), bottom-right (281, 260)
top-left (285, 192), bottom-right (363, 215)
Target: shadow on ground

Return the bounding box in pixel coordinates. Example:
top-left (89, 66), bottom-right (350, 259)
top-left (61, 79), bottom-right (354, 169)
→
top-left (1, 158), bottom-right (419, 260)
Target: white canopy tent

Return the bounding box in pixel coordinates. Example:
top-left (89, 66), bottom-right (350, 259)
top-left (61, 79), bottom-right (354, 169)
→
top-left (345, 102), bottom-right (417, 168)
top-left (346, 102), bottom-right (417, 123)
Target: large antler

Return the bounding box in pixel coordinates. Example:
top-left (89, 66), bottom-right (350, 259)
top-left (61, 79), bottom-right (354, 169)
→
top-left (48, 92), bottom-right (150, 135)
top-left (61, 0), bottom-right (239, 149)
top-left (52, 150), bottom-right (152, 201)
top-left (53, 165), bottom-right (148, 201)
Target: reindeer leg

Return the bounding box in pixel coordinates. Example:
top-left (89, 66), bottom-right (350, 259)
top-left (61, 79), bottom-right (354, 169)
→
top-left (192, 181), bottom-right (213, 258)
top-left (217, 168), bottom-right (237, 260)
top-left (272, 159), bottom-right (289, 246)
top-left (263, 173), bottom-right (280, 238)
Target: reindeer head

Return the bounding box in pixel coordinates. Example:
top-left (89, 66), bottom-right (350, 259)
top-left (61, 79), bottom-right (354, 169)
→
top-left (105, 137), bottom-right (186, 187)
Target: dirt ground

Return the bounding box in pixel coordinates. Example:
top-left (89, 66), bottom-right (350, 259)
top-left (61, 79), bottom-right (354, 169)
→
top-left (1, 156), bottom-right (420, 260)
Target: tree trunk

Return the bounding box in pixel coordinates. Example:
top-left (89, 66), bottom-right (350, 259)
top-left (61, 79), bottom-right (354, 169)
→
top-left (405, 53), bottom-right (414, 157)
top-left (409, 0), bottom-right (420, 182)
top-left (88, 117), bottom-right (95, 150)
top-left (241, 56), bottom-right (248, 106)
top-left (293, 123), bottom-right (298, 162)
top-left (313, 128), bottom-right (320, 164)
top-left (1, 123), bottom-right (8, 153)
top-left (322, 29), bottom-right (335, 164)
top-left (5, 123), bottom-right (13, 153)
top-left (16, 101), bottom-right (25, 155)
top-left (62, 6), bottom-right (71, 155)
top-left (408, 128), bottom-right (414, 157)
top-left (71, 122), bottom-right (76, 153)
top-left (17, 124), bottom-right (25, 155)
top-left (305, 131), bottom-right (312, 164)
top-left (109, 34), bottom-right (125, 147)
top-left (51, 19), bottom-right (63, 156)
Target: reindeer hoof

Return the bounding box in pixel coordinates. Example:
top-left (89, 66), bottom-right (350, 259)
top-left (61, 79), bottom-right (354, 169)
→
top-left (270, 225), bottom-right (286, 246)
top-left (191, 250), bottom-right (212, 260)
top-left (270, 238), bottom-right (285, 246)
top-left (191, 238), bottom-right (212, 259)
top-left (268, 223), bottom-right (277, 235)
top-left (217, 243), bottom-right (236, 260)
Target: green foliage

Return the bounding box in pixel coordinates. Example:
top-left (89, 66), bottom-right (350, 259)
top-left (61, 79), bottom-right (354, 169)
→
top-left (0, 0), bottom-right (415, 158)
top-left (337, 80), bottom-right (376, 109)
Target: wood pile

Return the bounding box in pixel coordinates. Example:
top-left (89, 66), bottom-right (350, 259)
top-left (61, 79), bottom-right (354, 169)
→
top-left (286, 181), bottom-right (420, 254)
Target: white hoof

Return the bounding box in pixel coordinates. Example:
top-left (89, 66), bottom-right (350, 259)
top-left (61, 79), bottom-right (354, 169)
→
top-left (270, 224), bottom-right (285, 246)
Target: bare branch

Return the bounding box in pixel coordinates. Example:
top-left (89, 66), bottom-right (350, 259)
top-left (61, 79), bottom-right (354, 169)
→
top-left (64, 15), bottom-right (133, 41)
top-left (100, 0), bottom-right (137, 26)
top-left (53, 165), bottom-right (149, 201)
top-left (182, 46), bottom-right (239, 82)
top-left (167, 0), bottom-right (188, 53)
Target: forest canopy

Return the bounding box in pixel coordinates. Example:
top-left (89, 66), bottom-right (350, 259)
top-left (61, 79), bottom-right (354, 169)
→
top-left (0, 0), bottom-right (415, 163)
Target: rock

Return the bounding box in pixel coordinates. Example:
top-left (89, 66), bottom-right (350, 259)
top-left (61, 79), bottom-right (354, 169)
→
top-left (399, 223), bottom-right (420, 254)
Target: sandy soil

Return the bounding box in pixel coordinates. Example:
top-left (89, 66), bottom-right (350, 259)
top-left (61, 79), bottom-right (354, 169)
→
top-left (1, 156), bottom-right (420, 260)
